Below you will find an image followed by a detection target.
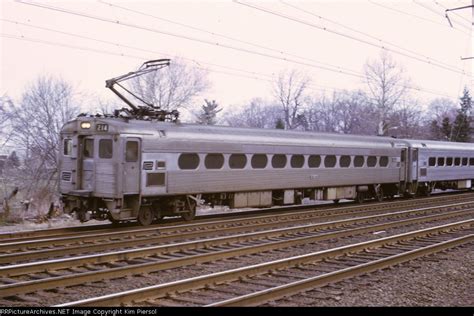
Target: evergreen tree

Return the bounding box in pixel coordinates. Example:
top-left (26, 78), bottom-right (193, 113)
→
top-left (452, 87), bottom-right (472, 142)
top-left (275, 118), bottom-right (285, 129)
top-left (196, 99), bottom-right (222, 125)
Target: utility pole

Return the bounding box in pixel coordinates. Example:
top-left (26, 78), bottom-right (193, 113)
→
top-left (445, 1), bottom-right (474, 136)
top-left (445, 1), bottom-right (474, 91)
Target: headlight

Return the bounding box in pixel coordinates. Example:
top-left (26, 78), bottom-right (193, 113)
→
top-left (80, 122), bottom-right (91, 129)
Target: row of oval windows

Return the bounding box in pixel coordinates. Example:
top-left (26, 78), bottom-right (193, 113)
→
top-left (428, 157), bottom-right (474, 167)
top-left (178, 153), bottom-right (391, 170)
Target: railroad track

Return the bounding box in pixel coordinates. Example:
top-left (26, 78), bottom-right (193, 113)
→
top-left (56, 221), bottom-right (473, 307)
top-left (1, 197), bottom-right (473, 265)
top-left (1, 191), bottom-right (472, 242)
top-left (2, 193), bottom-right (474, 264)
top-left (0, 201), bottom-right (472, 304)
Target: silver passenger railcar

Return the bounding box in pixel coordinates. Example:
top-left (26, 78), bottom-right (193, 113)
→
top-left (58, 116), bottom-right (474, 225)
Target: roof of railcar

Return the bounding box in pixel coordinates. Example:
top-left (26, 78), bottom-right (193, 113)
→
top-left (62, 117), bottom-right (474, 150)
top-left (62, 117), bottom-right (406, 149)
top-left (401, 139), bottom-right (474, 151)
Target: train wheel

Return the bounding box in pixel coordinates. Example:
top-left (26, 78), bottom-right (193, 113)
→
top-left (138, 206), bottom-right (154, 226)
top-left (356, 192), bottom-right (365, 204)
top-left (375, 185), bottom-right (384, 202)
top-left (76, 209), bottom-right (88, 223)
top-left (108, 214), bottom-right (121, 226)
top-left (182, 198), bottom-right (196, 221)
top-left (424, 187), bottom-right (432, 197)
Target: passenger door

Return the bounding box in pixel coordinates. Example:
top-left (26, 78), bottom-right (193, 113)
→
top-left (411, 148), bottom-right (419, 181)
top-left (81, 137), bottom-right (95, 191)
top-left (400, 148), bottom-right (407, 182)
top-left (123, 138), bottom-right (140, 194)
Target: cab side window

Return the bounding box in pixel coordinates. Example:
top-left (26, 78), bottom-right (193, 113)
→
top-left (63, 139), bottom-right (72, 156)
top-left (99, 139), bottom-right (113, 159)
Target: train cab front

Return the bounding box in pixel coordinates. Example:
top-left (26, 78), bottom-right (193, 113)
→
top-left (59, 117), bottom-right (122, 222)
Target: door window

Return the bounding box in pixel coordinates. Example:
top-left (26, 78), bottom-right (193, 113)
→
top-left (125, 141), bottom-right (139, 162)
top-left (84, 139), bottom-right (94, 158)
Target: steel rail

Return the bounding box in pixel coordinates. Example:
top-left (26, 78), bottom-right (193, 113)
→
top-left (2, 211), bottom-right (471, 298)
top-left (207, 234), bottom-right (474, 306)
top-left (1, 191), bottom-right (471, 242)
top-left (55, 220), bottom-right (473, 306)
top-left (5, 195), bottom-right (469, 248)
top-left (1, 201), bottom-right (471, 265)
top-left (1, 207), bottom-right (471, 279)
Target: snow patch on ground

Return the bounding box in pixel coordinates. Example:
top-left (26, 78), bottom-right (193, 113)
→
top-left (0, 198), bottom-right (346, 233)
top-left (0, 215), bottom-right (104, 233)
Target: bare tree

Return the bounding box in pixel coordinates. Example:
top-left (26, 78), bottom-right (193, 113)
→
top-left (222, 98), bottom-right (282, 129)
top-left (425, 98), bottom-right (457, 140)
top-left (130, 58), bottom-right (210, 111)
top-left (303, 93), bottom-right (339, 133)
top-left (364, 51), bottom-right (410, 136)
top-left (273, 69), bottom-right (310, 130)
top-left (389, 97), bottom-right (426, 139)
top-left (426, 98), bottom-right (458, 123)
top-left (0, 76), bottom-right (80, 213)
top-left (303, 90), bottom-right (378, 135)
top-left (333, 90), bottom-right (378, 135)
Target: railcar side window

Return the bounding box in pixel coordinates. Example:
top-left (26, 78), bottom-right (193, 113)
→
top-left (462, 158), bottom-right (468, 166)
top-left (470, 158), bottom-right (474, 166)
top-left (446, 157), bottom-right (453, 166)
top-left (125, 141), bottom-right (138, 162)
top-left (99, 139), bottom-right (113, 159)
top-left (272, 154), bottom-right (287, 168)
top-left (379, 156), bottom-right (389, 167)
top-left (291, 155), bottom-right (304, 168)
top-left (339, 155), bottom-right (351, 168)
top-left (84, 139), bottom-right (93, 158)
top-left (308, 155), bottom-right (321, 168)
top-left (367, 156), bottom-right (377, 167)
top-left (251, 154), bottom-right (268, 169)
top-left (354, 155), bottom-right (364, 167)
top-left (438, 157), bottom-right (445, 166)
top-left (454, 157), bottom-right (461, 166)
top-left (178, 153), bottom-right (200, 170)
top-left (428, 157), bottom-right (436, 167)
top-left (63, 139), bottom-right (72, 156)
top-left (205, 154), bottom-right (224, 169)
top-left (324, 155), bottom-right (337, 168)
top-left (229, 154), bottom-right (247, 169)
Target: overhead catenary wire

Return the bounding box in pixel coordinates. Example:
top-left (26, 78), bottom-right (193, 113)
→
top-left (414, 0), bottom-right (472, 30)
top-left (97, 0), bottom-right (359, 77)
top-left (1, 17), bottom-right (457, 100)
top-left (14, 0), bottom-right (363, 79)
top-left (0, 33), bottom-right (144, 60)
top-left (1, 18), bottom-right (351, 94)
top-left (6, 0), bottom-right (462, 98)
top-left (367, 0), bottom-right (471, 35)
top-left (0, 31), bottom-right (346, 97)
top-left (233, 0), bottom-right (469, 76)
top-left (280, 0), bottom-right (466, 72)
top-left (433, 0), bottom-right (473, 26)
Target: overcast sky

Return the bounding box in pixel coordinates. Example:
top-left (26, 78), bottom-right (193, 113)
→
top-left (1, 0), bottom-right (473, 113)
